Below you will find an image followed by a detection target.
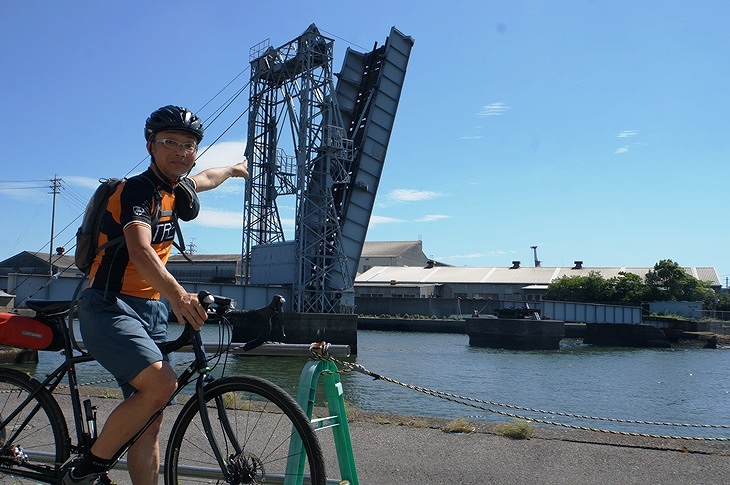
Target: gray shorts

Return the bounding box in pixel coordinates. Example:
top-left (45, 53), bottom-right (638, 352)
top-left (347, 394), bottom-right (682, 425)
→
top-left (78, 288), bottom-right (169, 398)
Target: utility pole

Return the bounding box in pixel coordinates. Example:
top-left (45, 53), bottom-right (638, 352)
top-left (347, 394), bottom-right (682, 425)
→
top-left (49, 175), bottom-right (62, 276)
top-left (186, 239), bottom-right (197, 255)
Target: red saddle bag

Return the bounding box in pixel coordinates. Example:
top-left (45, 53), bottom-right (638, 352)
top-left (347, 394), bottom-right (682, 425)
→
top-left (0, 313), bottom-right (62, 351)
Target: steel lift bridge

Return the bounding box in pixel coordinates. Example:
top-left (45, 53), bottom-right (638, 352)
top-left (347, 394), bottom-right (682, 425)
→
top-left (243, 24), bottom-right (414, 313)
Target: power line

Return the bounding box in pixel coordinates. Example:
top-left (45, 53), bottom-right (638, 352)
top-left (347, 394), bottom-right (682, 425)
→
top-left (0, 185), bottom-right (52, 190)
top-left (6, 61), bottom-right (252, 299)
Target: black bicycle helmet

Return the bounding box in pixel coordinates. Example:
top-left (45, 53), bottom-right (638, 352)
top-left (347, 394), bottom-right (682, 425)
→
top-left (144, 105), bottom-right (204, 143)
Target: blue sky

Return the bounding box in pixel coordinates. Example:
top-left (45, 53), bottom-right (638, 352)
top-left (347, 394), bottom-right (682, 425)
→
top-left (2, 1), bottom-right (729, 286)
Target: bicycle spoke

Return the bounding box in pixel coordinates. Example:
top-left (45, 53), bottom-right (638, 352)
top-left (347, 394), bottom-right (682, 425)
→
top-left (165, 376), bottom-right (325, 484)
top-left (0, 369), bottom-right (70, 484)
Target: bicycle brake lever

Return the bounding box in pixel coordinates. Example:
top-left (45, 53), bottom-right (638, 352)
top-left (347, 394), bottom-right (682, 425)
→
top-left (198, 291), bottom-right (214, 309)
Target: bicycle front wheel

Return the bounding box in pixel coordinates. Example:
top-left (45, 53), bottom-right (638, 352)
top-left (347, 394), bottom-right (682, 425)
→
top-left (165, 375), bottom-right (326, 485)
top-left (0, 367), bottom-right (70, 484)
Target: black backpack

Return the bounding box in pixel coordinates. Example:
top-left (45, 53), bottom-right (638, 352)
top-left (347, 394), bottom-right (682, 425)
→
top-left (75, 178), bottom-right (126, 275)
top-left (75, 177), bottom-right (191, 275)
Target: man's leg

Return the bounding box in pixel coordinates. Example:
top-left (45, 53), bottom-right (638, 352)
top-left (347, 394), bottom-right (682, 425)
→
top-left (90, 361), bottom-right (177, 484)
top-left (127, 414), bottom-right (163, 485)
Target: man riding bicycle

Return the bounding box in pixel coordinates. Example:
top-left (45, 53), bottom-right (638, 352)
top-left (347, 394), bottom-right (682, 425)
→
top-left (64, 105), bottom-right (248, 484)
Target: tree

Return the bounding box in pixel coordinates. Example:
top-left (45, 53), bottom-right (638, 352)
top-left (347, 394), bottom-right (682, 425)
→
top-left (643, 259), bottom-right (715, 304)
top-left (607, 272), bottom-right (647, 302)
top-left (545, 271), bottom-right (610, 302)
top-left (715, 291), bottom-right (730, 311)
top-left (545, 260), bottom-right (715, 305)
top-left (544, 275), bottom-right (585, 301)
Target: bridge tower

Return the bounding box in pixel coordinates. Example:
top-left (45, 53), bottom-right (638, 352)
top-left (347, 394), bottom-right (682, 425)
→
top-left (243, 24), bottom-right (414, 313)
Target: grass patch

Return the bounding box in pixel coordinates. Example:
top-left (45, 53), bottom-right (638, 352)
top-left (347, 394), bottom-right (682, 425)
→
top-left (495, 419), bottom-right (534, 439)
top-left (372, 415), bottom-right (392, 425)
top-left (100, 388), bottom-right (121, 399)
top-left (441, 418), bottom-right (475, 434)
top-left (401, 418), bottom-right (431, 428)
top-left (343, 400), bottom-right (361, 420)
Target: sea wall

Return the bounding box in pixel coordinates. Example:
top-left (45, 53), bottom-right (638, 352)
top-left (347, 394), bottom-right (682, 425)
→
top-left (355, 297), bottom-right (499, 318)
top-left (357, 317), bottom-right (465, 333)
top-left (465, 318), bottom-right (565, 350)
top-left (230, 312), bottom-right (358, 354)
top-left (0, 346), bottom-right (39, 363)
top-left (584, 323), bottom-right (670, 348)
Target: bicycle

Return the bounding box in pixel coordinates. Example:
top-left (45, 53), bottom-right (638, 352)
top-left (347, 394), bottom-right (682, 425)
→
top-left (0, 291), bottom-right (326, 484)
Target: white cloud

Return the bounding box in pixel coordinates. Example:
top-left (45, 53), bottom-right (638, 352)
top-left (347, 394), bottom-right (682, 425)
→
top-left (477, 102), bottom-right (510, 117)
top-left (452, 253), bottom-right (487, 259)
top-left (369, 215), bottom-right (405, 226)
top-left (195, 140), bottom-right (247, 171)
top-left (617, 130), bottom-right (637, 138)
top-left (615, 146), bottom-right (629, 154)
top-left (191, 208), bottom-right (244, 228)
top-left (388, 189), bottom-right (443, 202)
top-left (62, 176), bottom-right (105, 190)
top-left (415, 214), bottom-right (450, 222)
top-left (450, 250), bottom-right (507, 259)
top-left (460, 135), bottom-right (483, 140)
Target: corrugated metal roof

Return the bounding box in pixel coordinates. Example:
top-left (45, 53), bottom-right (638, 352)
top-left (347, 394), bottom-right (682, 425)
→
top-left (356, 265), bottom-right (721, 286)
top-left (28, 251), bottom-right (77, 270)
top-left (361, 241), bottom-right (423, 257)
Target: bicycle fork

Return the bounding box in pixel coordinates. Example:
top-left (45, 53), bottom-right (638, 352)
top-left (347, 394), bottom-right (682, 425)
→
top-left (191, 331), bottom-right (244, 482)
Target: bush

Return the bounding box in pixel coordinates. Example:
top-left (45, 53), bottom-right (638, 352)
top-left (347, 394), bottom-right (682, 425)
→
top-left (441, 418), bottom-right (475, 433)
top-left (495, 419), bottom-right (534, 439)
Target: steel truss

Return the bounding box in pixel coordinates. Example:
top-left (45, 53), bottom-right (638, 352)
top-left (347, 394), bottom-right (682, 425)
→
top-left (244, 25), bottom-right (353, 313)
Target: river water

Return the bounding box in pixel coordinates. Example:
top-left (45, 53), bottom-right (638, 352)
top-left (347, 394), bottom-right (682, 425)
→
top-left (12, 327), bottom-right (730, 439)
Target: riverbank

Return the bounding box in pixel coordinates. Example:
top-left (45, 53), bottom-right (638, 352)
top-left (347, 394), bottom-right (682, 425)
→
top-left (55, 387), bottom-right (730, 484)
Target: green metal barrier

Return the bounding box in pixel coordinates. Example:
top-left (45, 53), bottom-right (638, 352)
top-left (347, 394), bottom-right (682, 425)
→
top-left (287, 359), bottom-right (359, 485)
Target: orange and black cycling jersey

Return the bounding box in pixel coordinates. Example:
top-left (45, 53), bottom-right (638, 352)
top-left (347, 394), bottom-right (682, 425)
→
top-left (88, 168), bottom-right (192, 300)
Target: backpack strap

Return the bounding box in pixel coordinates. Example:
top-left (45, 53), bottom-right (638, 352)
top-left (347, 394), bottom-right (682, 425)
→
top-left (140, 174), bottom-right (193, 263)
top-left (173, 225), bottom-right (193, 263)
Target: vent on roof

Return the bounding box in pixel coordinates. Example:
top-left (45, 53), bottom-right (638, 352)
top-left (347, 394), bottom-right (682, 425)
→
top-left (573, 261), bottom-right (583, 269)
top-left (511, 261), bottom-right (521, 269)
top-left (425, 260), bottom-right (435, 269)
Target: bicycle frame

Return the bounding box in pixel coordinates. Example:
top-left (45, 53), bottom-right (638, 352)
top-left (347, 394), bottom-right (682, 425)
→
top-left (106, 329), bottom-right (238, 479)
top-left (0, 297), bottom-right (239, 483)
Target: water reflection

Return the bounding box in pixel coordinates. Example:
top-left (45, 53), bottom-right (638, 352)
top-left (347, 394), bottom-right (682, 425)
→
top-left (6, 327), bottom-right (730, 438)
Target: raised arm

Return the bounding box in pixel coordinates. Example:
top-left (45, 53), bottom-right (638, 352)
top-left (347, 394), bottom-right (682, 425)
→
top-left (190, 158), bottom-right (248, 192)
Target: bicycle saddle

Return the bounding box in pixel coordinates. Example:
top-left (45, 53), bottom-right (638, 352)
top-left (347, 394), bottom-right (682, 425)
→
top-left (25, 300), bottom-right (73, 316)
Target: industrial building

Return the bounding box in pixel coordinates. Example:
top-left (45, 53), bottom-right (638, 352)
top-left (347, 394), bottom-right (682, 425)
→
top-left (0, 243), bottom-right (721, 310)
top-left (355, 258), bottom-right (721, 301)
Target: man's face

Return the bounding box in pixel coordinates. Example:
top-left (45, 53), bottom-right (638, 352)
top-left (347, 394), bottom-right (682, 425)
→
top-left (147, 130), bottom-right (198, 181)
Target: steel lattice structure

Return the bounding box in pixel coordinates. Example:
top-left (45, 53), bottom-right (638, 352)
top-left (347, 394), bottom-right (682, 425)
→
top-left (244, 25), bottom-right (353, 313)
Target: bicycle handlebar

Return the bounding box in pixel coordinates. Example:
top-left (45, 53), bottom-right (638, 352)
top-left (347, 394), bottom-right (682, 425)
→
top-left (156, 292), bottom-right (286, 356)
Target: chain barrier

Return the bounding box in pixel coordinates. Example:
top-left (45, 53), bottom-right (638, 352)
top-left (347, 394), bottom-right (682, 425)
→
top-left (308, 343), bottom-right (730, 442)
top-left (42, 339), bottom-right (730, 442)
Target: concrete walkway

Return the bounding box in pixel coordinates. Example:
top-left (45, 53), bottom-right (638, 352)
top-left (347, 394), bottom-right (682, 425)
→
top-left (342, 416), bottom-right (730, 485)
top-left (52, 388), bottom-right (730, 485)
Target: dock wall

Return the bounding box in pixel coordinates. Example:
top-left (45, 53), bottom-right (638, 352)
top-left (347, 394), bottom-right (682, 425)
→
top-left (230, 312), bottom-right (358, 354)
top-left (584, 323), bottom-right (670, 348)
top-left (357, 317), bottom-right (465, 333)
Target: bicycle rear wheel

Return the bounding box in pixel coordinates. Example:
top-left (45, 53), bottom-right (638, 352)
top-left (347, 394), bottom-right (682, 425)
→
top-left (0, 367), bottom-right (70, 483)
top-left (165, 375), bottom-right (326, 484)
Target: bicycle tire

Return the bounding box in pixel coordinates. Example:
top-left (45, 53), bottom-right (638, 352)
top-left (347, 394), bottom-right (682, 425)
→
top-left (164, 375), bottom-right (326, 485)
top-left (0, 367), bottom-right (70, 484)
